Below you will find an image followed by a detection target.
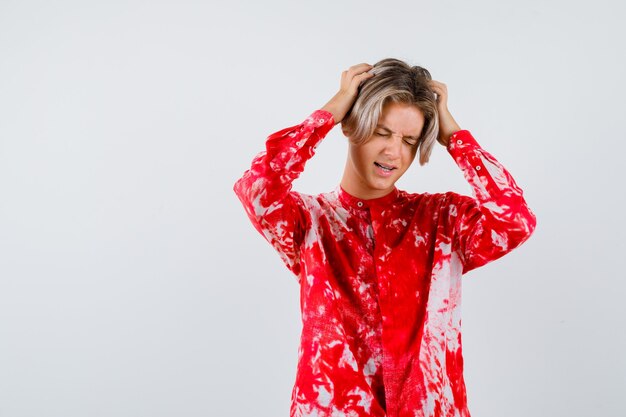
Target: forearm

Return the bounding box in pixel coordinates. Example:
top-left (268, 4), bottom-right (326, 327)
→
top-left (233, 110), bottom-right (336, 274)
top-left (448, 130), bottom-right (537, 272)
top-left (234, 109), bottom-right (335, 209)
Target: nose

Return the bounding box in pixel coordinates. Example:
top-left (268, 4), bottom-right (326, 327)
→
top-left (383, 134), bottom-right (403, 159)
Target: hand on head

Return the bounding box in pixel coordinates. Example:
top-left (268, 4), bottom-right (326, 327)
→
top-left (321, 61), bottom-right (461, 147)
top-left (427, 79), bottom-right (461, 146)
top-left (321, 63), bottom-right (375, 125)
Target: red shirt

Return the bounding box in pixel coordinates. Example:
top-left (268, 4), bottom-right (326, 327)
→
top-left (233, 109), bottom-right (537, 417)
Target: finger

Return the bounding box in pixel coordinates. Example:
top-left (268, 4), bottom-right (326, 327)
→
top-left (350, 71), bottom-right (375, 89)
top-left (347, 63), bottom-right (373, 77)
top-left (348, 62), bottom-right (372, 71)
top-left (430, 83), bottom-right (447, 95)
top-left (429, 85), bottom-right (444, 95)
top-left (429, 81), bottom-right (448, 96)
top-left (356, 70), bottom-right (375, 80)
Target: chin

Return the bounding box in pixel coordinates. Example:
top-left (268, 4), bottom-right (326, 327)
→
top-left (369, 179), bottom-right (397, 191)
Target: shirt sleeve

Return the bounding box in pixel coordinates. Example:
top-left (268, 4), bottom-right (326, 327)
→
top-left (233, 109), bottom-right (335, 278)
top-left (445, 130), bottom-right (537, 275)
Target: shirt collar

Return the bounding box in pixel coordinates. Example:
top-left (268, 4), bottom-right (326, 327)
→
top-left (336, 185), bottom-right (400, 210)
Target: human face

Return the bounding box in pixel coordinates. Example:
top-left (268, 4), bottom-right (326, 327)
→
top-left (341, 101), bottom-right (425, 200)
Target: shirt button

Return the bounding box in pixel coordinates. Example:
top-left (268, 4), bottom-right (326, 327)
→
top-left (476, 165), bottom-right (481, 171)
top-left (357, 201), bottom-right (364, 207)
top-left (318, 118), bottom-right (325, 123)
top-left (456, 139), bottom-right (463, 145)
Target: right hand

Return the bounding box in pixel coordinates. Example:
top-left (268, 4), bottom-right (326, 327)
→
top-left (321, 63), bottom-right (374, 125)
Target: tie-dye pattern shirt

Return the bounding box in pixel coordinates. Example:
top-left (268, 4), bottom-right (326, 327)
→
top-left (233, 109), bottom-right (536, 417)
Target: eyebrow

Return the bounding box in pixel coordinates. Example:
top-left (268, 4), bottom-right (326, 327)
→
top-left (376, 124), bottom-right (420, 140)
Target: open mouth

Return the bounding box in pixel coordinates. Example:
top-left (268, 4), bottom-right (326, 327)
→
top-left (374, 162), bottom-right (396, 172)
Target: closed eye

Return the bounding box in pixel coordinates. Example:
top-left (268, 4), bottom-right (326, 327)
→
top-left (376, 130), bottom-right (418, 146)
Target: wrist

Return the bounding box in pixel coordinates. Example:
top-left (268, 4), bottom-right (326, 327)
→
top-left (321, 103), bottom-right (343, 125)
top-left (322, 91), bottom-right (354, 125)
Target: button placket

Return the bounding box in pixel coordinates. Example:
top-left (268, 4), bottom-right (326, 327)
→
top-left (369, 207), bottom-right (388, 298)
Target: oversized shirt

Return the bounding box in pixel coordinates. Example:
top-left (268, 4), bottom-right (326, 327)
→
top-left (233, 109), bottom-right (537, 417)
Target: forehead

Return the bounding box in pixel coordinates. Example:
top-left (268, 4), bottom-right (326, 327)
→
top-left (378, 102), bottom-right (425, 135)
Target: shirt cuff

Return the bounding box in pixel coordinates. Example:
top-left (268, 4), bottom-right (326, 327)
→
top-left (445, 129), bottom-right (503, 199)
top-left (309, 109), bottom-right (335, 126)
top-left (446, 129), bottom-right (478, 155)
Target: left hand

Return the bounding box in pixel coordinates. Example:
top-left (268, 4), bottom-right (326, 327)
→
top-left (428, 80), bottom-right (461, 147)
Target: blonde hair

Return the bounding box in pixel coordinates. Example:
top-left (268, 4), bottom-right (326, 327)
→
top-left (341, 58), bottom-right (439, 166)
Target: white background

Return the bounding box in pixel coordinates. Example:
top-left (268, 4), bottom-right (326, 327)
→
top-left (1, 1), bottom-right (625, 416)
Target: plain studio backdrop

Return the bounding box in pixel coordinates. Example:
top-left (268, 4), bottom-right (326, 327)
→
top-left (1, 1), bottom-right (625, 416)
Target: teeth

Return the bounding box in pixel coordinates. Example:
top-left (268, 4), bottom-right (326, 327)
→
top-left (375, 162), bottom-right (393, 171)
